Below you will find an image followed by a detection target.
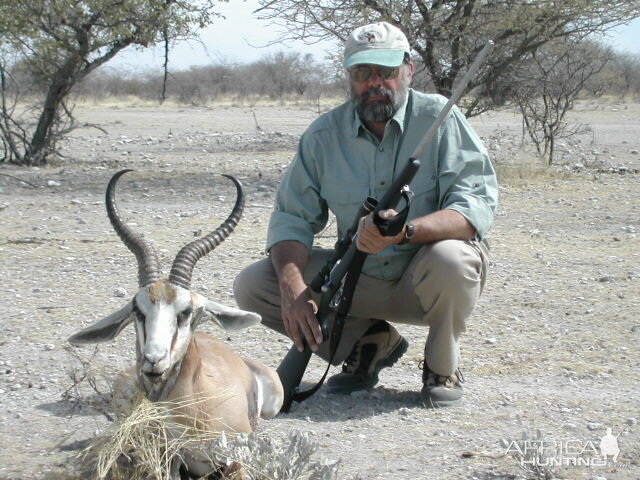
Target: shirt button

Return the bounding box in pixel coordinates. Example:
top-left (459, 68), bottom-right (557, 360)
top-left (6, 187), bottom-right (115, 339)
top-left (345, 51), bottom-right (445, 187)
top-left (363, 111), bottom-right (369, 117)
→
top-left (380, 180), bottom-right (386, 186)
top-left (378, 147), bottom-right (384, 152)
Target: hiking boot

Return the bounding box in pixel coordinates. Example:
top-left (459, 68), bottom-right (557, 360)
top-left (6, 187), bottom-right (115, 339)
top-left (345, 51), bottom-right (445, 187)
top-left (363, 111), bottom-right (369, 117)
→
top-left (327, 321), bottom-right (408, 394)
top-left (420, 361), bottom-right (464, 408)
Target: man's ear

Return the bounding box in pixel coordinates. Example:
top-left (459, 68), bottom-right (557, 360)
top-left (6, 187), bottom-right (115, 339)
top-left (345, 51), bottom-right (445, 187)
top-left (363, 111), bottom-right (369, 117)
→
top-left (68, 301), bottom-right (135, 344)
top-left (405, 60), bottom-right (415, 85)
top-left (201, 299), bottom-right (261, 332)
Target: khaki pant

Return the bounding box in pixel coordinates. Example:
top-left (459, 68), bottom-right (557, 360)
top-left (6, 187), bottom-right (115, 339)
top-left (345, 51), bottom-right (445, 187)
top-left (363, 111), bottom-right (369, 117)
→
top-left (233, 239), bottom-right (489, 376)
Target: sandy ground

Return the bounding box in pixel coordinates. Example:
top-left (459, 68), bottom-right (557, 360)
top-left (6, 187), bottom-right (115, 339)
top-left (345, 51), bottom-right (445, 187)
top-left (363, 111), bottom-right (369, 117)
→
top-left (1, 100), bottom-right (639, 480)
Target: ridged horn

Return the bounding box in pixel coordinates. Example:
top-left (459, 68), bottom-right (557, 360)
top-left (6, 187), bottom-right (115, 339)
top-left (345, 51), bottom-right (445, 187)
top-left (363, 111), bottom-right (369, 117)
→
top-left (106, 169), bottom-right (161, 287)
top-left (168, 175), bottom-right (244, 290)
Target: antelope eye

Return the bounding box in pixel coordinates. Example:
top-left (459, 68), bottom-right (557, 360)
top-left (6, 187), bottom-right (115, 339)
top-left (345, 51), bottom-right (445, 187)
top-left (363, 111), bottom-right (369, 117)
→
top-left (177, 307), bottom-right (192, 324)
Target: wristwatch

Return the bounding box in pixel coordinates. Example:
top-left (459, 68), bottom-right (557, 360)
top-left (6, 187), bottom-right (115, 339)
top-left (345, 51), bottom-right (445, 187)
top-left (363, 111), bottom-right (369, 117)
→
top-left (399, 222), bottom-right (415, 245)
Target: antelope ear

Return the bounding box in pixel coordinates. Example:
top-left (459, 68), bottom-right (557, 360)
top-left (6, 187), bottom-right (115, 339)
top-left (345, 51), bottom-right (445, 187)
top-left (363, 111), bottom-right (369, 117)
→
top-left (201, 299), bottom-right (261, 332)
top-left (68, 301), bottom-right (135, 344)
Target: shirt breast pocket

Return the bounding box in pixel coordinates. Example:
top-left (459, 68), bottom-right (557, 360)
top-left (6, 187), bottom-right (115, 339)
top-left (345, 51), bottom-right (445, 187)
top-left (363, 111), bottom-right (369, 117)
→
top-left (320, 183), bottom-right (370, 235)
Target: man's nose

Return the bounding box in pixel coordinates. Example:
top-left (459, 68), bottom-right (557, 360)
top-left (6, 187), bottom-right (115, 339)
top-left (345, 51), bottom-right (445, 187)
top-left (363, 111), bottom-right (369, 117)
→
top-left (367, 68), bottom-right (384, 88)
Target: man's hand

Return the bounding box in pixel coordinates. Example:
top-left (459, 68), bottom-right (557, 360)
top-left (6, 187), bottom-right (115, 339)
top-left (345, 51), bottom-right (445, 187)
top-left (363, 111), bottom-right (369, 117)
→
top-left (355, 209), bottom-right (404, 254)
top-left (279, 279), bottom-right (322, 352)
top-left (270, 240), bottom-right (324, 352)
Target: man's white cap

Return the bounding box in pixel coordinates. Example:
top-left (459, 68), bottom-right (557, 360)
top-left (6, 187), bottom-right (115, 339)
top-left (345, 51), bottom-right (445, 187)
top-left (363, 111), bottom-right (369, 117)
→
top-left (343, 22), bottom-right (411, 69)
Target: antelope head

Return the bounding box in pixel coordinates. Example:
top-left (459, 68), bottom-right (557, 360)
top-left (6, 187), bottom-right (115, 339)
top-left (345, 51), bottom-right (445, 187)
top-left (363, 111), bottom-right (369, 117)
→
top-left (69, 170), bottom-right (260, 400)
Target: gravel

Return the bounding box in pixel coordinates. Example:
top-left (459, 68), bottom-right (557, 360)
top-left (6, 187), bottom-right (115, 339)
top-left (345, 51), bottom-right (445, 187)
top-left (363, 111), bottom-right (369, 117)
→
top-left (1, 102), bottom-right (639, 480)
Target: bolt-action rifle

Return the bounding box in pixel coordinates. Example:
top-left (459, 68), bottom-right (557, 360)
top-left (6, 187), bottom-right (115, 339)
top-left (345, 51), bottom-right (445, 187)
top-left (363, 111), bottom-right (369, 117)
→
top-left (277, 41), bottom-right (495, 412)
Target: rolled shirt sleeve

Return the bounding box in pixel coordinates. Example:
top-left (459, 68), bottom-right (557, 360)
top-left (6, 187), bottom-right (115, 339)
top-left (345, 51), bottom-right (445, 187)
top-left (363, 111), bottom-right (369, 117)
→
top-left (266, 131), bottom-right (329, 252)
top-left (437, 106), bottom-right (498, 240)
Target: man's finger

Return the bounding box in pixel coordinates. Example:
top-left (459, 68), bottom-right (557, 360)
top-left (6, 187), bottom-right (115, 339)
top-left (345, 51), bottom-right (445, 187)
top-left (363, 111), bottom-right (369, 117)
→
top-left (288, 319), bottom-right (305, 352)
top-left (355, 234), bottom-right (368, 252)
top-left (294, 339), bottom-right (305, 352)
top-left (298, 317), bottom-right (317, 352)
top-left (283, 315), bottom-right (291, 337)
top-left (309, 314), bottom-right (323, 345)
top-left (307, 299), bottom-right (319, 314)
top-left (378, 208), bottom-right (398, 219)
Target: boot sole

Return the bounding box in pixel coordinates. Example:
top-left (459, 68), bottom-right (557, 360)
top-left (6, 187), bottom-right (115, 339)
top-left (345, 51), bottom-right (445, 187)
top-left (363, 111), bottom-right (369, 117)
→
top-left (422, 396), bottom-right (463, 409)
top-left (327, 337), bottom-right (409, 394)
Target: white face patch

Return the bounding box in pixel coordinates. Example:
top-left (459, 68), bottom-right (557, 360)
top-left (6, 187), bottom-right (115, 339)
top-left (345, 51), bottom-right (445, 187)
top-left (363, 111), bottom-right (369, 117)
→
top-left (134, 286), bottom-right (195, 386)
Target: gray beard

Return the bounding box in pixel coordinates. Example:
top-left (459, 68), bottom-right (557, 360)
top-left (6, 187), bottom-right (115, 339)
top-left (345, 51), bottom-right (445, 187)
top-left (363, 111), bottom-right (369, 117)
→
top-left (351, 78), bottom-right (409, 123)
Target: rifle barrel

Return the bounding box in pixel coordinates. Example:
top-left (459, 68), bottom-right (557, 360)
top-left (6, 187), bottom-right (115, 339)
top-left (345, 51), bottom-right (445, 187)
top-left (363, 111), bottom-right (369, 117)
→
top-left (411, 40), bottom-right (494, 160)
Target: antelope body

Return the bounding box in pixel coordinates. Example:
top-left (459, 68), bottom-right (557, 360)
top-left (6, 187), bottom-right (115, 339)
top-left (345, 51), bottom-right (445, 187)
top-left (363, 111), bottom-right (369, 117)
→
top-left (69, 170), bottom-right (283, 477)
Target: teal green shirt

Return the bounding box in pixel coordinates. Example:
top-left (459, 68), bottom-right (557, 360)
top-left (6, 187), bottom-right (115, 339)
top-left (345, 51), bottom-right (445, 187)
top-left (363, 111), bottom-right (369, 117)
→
top-left (267, 89), bottom-right (498, 280)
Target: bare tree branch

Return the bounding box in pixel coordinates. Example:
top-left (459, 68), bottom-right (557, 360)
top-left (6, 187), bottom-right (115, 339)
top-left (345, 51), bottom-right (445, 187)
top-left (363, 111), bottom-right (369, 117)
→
top-left (255, 0), bottom-right (640, 116)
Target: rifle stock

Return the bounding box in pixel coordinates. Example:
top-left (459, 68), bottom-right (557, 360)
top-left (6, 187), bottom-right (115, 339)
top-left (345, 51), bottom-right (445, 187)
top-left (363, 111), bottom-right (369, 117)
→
top-left (276, 345), bottom-right (312, 411)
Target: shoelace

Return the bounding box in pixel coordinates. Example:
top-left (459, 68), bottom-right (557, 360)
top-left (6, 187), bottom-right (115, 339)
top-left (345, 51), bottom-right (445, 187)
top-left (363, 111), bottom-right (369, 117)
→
top-left (419, 360), bottom-right (465, 386)
top-left (342, 341), bottom-right (361, 373)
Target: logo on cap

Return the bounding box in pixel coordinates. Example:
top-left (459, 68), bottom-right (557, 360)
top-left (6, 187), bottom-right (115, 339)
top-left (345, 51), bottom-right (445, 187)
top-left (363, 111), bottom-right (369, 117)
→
top-left (360, 32), bottom-right (377, 43)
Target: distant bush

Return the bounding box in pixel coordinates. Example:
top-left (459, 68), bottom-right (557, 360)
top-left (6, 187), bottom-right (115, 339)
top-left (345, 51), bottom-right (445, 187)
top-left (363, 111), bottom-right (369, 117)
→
top-left (74, 51), bottom-right (346, 106)
top-left (72, 47), bottom-right (639, 108)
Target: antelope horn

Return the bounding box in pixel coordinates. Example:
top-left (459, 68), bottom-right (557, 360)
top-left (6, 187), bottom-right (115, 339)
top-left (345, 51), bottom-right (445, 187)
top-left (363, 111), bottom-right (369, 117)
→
top-left (169, 175), bottom-right (244, 290)
top-left (106, 169), bottom-right (161, 287)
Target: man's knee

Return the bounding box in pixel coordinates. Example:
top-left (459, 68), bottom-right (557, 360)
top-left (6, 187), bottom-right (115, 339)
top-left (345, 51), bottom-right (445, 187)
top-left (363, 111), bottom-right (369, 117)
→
top-left (232, 263), bottom-right (253, 310)
top-left (233, 259), bottom-right (274, 311)
top-left (412, 240), bottom-right (483, 291)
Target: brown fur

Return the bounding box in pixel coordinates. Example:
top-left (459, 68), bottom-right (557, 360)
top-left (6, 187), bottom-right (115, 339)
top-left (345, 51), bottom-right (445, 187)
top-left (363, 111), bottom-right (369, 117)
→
top-left (148, 279), bottom-right (177, 304)
top-left (167, 332), bottom-right (257, 434)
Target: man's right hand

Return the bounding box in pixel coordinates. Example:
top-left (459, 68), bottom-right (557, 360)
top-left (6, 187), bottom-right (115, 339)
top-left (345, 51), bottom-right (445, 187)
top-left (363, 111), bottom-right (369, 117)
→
top-left (270, 240), bottom-right (324, 352)
top-left (280, 281), bottom-right (322, 352)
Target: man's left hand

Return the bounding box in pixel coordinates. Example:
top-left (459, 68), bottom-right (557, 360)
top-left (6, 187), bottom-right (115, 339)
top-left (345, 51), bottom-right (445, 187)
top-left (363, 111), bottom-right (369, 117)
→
top-left (355, 209), bottom-right (404, 254)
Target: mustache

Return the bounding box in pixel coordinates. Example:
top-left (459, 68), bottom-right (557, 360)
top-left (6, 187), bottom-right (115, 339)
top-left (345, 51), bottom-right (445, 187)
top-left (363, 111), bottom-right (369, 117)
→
top-left (357, 87), bottom-right (394, 103)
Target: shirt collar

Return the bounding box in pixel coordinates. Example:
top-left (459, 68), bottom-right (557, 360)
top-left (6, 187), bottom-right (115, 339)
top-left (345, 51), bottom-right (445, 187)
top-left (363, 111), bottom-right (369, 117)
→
top-left (350, 89), bottom-right (411, 138)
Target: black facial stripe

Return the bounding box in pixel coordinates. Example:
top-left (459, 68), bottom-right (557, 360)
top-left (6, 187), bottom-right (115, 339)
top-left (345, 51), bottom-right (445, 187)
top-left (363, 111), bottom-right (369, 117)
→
top-left (131, 298), bottom-right (147, 347)
top-left (132, 299), bottom-right (146, 322)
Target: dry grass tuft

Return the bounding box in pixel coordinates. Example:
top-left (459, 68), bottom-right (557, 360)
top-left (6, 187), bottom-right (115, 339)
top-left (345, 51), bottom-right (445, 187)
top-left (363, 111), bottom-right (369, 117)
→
top-left (501, 428), bottom-right (557, 480)
top-left (92, 395), bottom-right (185, 479)
top-left (63, 345), bottom-right (119, 420)
top-left (76, 394), bottom-right (339, 480)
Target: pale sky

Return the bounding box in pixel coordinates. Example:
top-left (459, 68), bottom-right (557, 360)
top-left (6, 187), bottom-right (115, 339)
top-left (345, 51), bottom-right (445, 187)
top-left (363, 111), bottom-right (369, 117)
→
top-left (107, 1), bottom-right (640, 72)
top-left (109, 0), bottom-right (337, 71)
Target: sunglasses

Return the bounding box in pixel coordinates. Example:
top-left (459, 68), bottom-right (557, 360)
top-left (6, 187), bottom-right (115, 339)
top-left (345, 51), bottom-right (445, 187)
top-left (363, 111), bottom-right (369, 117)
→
top-left (349, 65), bottom-right (401, 83)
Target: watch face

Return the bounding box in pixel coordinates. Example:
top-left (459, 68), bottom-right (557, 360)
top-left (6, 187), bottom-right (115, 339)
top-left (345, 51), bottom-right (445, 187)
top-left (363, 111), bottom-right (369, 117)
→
top-left (400, 223), bottom-right (414, 244)
top-left (406, 223), bottom-right (415, 238)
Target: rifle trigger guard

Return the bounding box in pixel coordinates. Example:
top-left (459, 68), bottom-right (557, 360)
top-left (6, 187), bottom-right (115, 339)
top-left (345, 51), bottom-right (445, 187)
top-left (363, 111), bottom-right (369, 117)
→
top-left (375, 187), bottom-right (414, 237)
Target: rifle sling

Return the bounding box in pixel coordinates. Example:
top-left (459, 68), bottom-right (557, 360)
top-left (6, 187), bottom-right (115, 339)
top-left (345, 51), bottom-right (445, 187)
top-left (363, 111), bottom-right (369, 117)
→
top-left (291, 250), bottom-right (367, 403)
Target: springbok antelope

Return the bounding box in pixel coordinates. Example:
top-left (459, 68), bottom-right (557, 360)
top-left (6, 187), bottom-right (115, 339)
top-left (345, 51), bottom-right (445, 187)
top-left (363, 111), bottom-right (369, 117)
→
top-left (68, 170), bottom-right (283, 477)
